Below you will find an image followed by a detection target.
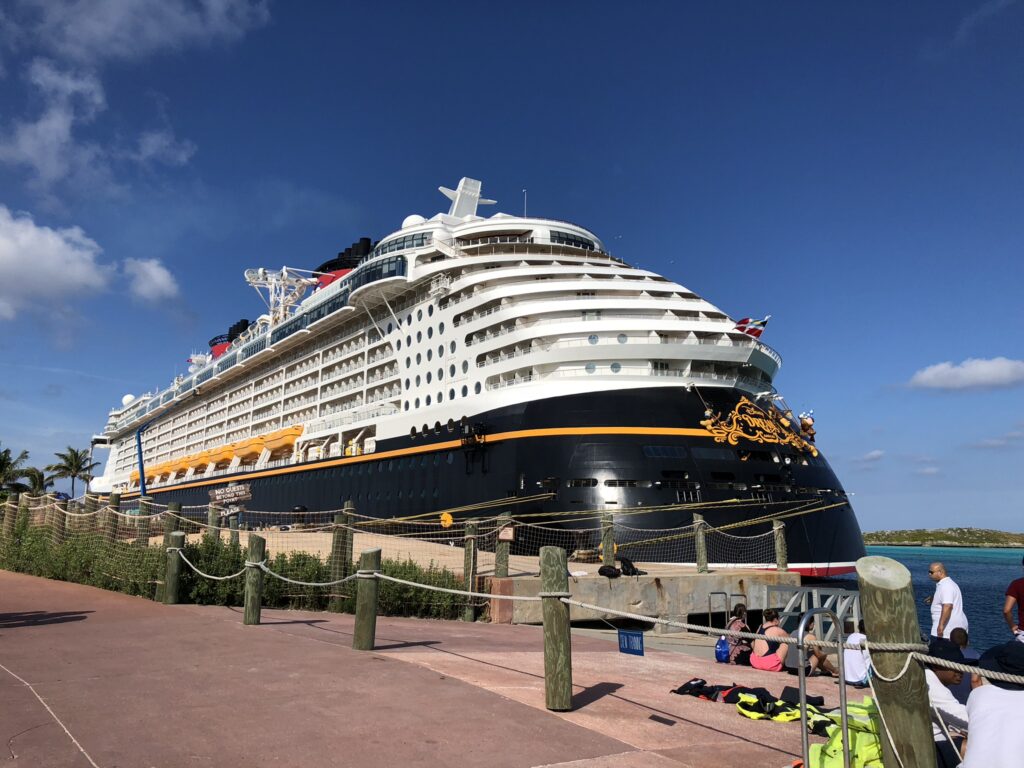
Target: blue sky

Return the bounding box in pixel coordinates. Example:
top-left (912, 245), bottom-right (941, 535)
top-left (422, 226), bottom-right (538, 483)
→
top-left (0, 1), bottom-right (1021, 531)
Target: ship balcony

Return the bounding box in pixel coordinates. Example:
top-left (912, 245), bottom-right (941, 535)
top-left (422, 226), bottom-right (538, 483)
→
top-left (321, 378), bottom-right (364, 401)
top-left (283, 396), bottom-right (317, 415)
top-left (323, 339), bottom-right (366, 364)
top-left (283, 377), bottom-right (319, 397)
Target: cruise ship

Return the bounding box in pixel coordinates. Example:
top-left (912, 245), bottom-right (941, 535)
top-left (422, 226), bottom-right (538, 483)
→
top-left (91, 178), bottom-right (865, 575)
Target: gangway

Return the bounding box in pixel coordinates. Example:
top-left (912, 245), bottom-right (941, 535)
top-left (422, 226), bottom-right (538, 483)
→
top-left (767, 584), bottom-right (860, 642)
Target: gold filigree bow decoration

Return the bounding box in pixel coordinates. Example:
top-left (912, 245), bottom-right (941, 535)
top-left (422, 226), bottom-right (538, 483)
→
top-left (700, 397), bottom-right (819, 456)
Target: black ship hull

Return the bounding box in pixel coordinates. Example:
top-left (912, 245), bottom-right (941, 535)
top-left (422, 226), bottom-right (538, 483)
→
top-left (124, 387), bottom-right (865, 576)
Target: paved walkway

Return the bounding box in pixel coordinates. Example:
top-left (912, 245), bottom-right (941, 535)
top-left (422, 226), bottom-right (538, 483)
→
top-left (0, 571), bottom-right (845, 767)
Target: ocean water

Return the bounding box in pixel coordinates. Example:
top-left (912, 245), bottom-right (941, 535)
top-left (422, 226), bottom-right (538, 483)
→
top-left (862, 546), bottom-right (1024, 652)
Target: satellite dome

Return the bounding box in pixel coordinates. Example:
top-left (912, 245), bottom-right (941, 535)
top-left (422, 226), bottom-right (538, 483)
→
top-left (121, 394), bottom-right (135, 407)
top-left (402, 214), bottom-right (426, 228)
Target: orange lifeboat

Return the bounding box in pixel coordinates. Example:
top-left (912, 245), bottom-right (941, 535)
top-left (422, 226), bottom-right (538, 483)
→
top-left (189, 450), bottom-right (212, 471)
top-left (208, 443), bottom-right (235, 466)
top-left (264, 426), bottom-right (302, 454)
top-left (233, 436), bottom-right (265, 460)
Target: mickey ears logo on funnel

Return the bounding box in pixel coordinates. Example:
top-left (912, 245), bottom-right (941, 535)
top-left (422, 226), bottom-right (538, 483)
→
top-left (439, 512), bottom-right (454, 529)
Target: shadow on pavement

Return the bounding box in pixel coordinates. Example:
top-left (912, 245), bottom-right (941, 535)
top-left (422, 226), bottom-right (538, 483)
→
top-left (572, 681), bottom-right (624, 708)
top-left (0, 610), bottom-right (93, 629)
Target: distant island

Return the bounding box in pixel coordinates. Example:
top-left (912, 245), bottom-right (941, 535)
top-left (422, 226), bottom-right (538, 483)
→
top-left (864, 527), bottom-right (1024, 548)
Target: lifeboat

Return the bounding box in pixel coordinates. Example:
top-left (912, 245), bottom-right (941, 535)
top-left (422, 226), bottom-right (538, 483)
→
top-left (129, 469), bottom-right (140, 483)
top-left (233, 436), bottom-right (265, 460)
top-left (208, 443), bottom-right (235, 466)
top-left (189, 450), bottom-right (212, 471)
top-left (264, 426), bottom-right (302, 454)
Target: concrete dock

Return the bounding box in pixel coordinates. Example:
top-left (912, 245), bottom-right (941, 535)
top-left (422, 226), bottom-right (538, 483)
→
top-left (0, 570), bottom-right (847, 768)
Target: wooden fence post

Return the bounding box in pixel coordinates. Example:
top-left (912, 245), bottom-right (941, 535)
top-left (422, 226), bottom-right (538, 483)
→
top-left (52, 499), bottom-right (68, 546)
top-left (341, 499), bottom-right (355, 575)
top-left (857, 556), bottom-right (933, 767)
top-left (693, 513), bottom-right (708, 573)
top-left (540, 546), bottom-right (573, 711)
top-left (135, 496), bottom-right (152, 547)
top-left (164, 531), bottom-right (185, 605)
top-left (601, 511), bottom-right (615, 567)
top-left (244, 534), bottom-right (266, 626)
top-left (773, 519), bottom-right (788, 571)
top-left (462, 519), bottom-right (478, 622)
top-left (84, 494), bottom-right (98, 514)
top-left (229, 514), bottom-right (239, 547)
top-left (329, 512), bottom-right (348, 612)
top-left (103, 493), bottom-right (121, 545)
top-left (494, 511), bottom-right (512, 578)
top-left (352, 548), bottom-right (382, 651)
top-left (207, 503), bottom-right (222, 542)
top-left (1, 492), bottom-right (18, 539)
top-left (155, 503), bottom-right (180, 603)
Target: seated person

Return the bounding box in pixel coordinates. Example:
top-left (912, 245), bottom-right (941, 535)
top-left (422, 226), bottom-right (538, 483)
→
top-left (725, 603), bottom-right (752, 665)
top-left (843, 619), bottom-right (871, 686)
top-left (961, 640), bottom-right (1024, 767)
top-left (790, 616), bottom-right (839, 677)
top-left (750, 608), bottom-right (790, 672)
top-left (949, 627), bottom-right (980, 705)
top-left (925, 639), bottom-right (969, 768)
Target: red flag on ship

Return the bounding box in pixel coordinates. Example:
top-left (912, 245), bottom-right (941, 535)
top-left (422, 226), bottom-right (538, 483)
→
top-left (733, 315), bottom-right (771, 338)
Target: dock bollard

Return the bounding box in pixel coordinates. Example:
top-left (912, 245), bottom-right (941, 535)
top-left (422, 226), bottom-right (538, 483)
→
top-left (352, 548), bottom-right (382, 651)
top-left (857, 556), bottom-right (933, 767)
top-left (693, 513), bottom-right (708, 573)
top-left (773, 519), bottom-right (788, 572)
top-left (601, 512), bottom-right (615, 567)
top-left (462, 520), bottom-right (478, 622)
top-left (164, 531), bottom-right (185, 605)
top-left (244, 534), bottom-right (266, 625)
top-left (540, 546), bottom-right (573, 711)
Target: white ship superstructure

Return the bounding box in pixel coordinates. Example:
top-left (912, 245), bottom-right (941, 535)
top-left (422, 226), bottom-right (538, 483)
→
top-left (92, 178), bottom-right (781, 495)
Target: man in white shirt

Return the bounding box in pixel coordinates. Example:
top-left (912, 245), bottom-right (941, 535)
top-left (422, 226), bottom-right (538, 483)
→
top-left (961, 641), bottom-right (1024, 768)
top-left (842, 619), bottom-right (870, 686)
top-left (926, 562), bottom-right (969, 641)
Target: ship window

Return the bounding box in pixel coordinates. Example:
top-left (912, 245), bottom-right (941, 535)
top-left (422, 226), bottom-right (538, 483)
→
top-left (422, 425), bottom-right (428, 437)
top-left (450, 341), bottom-right (456, 353)
top-left (585, 363), bottom-right (596, 374)
top-left (426, 372), bottom-right (432, 383)
top-left (426, 395), bottom-right (431, 406)
top-left (568, 478), bottom-right (597, 487)
top-left (415, 375), bottom-right (421, 386)
top-left (428, 305), bottom-right (434, 317)
top-left (437, 345), bottom-right (443, 357)
top-left (588, 334), bottom-right (599, 345)
top-left (404, 401), bottom-right (410, 411)
top-left (710, 471), bottom-right (735, 482)
top-left (437, 391), bottom-right (443, 403)
top-left (439, 322), bottom-right (445, 335)
top-left (416, 353), bottom-right (422, 364)
top-left (407, 335), bottom-right (411, 346)
top-left (416, 331), bottom-right (422, 343)
top-left (410, 427), bottom-right (417, 438)
top-left (405, 378), bottom-right (410, 388)
top-left (605, 479), bottom-right (640, 487)
top-left (437, 368), bottom-right (443, 380)
top-left (617, 334), bottom-right (627, 344)
top-left (449, 365), bottom-right (455, 377)
top-left (434, 421), bottom-right (441, 434)
top-left (406, 314), bottom-right (412, 325)
top-left (610, 362), bottom-right (621, 373)
top-left (447, 418), bottom-right (455, 432)
top-left (387, 322), bottom-right (393, 334)
top-left (415, 397), bottom-right (420, 408)
top-left (462, 360), bottom-right (469, 373)
top-left (427, 350), bottom-right (433, 361)
top-left (461, 385), bottom-right (468, 397)
top-left (474, 382), bottom-right (481, 394)
top-left (417, 309), bottom-right (423, 321)
top-left (427, 327), bottom-right (433, 339)
top-left (405, 357), bottom-right (411, 368)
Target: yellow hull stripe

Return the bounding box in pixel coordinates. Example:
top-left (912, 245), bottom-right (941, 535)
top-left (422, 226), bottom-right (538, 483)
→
top-left (122, 425), bottom-right (713, 499)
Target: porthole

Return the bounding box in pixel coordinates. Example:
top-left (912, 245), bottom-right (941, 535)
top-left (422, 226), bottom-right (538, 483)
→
top-left (450, 341), bottom-right (456, 353)
top-left (585, 363), bottom-right (596, 374)
top-left (437, 368), bottom-right (443, 380)
top-left (415, 397), bottom-right (420, 408)
top-left (449, 388), bottom-right (455, 400)
top-left (617, 334), bottom-right (627, 344)
top-left (396, 339), bottom-right (402, 350)
top-left (404, 402), bottom-right (409, 411)
top-left (426, 372), bottom-right (432, 383)
top-left (406, 335), bottom-right (412, 346)
top-left (437, 345), bottom-right (443, 358)
top-left (461, 385), bottom-right (468, 397)
top-left (462, 361), bottom-right (469, 373)
top-left (611, 362), bottom-right (622, 373)
top-left (417, 309), bottom-right (423, 321)
top-left (439, 322), bottom-right (445, 334)
top-left (422, 424), bottom-right (429, 435)
top-left (415, 375), bottom-right (421, 386)
top-left (427, 349), bottom-right (433, 361)
top-left (405, 357), bottom-right (411, 368)
top-left (437, 391), bottom-right (443, 403)
top-left (406, 314), bottom-right (412, 325)
top-left (474, 382), bottom-right (482, 394)
top-left (447, 418), bottom-right (455, 432)
top-left (405, 378), bottom-right (410, 388)
top-left (449, 364), bottom-right (456, 377)
top-left (434, 421), bottom-right (441, 434)
top-left (427, 327), bottom-right (434, 339)
top-left (387, 322), bottom-right (393, 334)
top-left (410, 426), bottom-right (417, 438)
top-left (588, 334), bottom-right (599, 345)
top-left (416, 353), bottom-right (422, 364)
top-left (428, 305), bottom-right (434, 317)
top-left (426, 395), bottom-right (431, 406)
top-left (416, 331), bottom-right (422, 343)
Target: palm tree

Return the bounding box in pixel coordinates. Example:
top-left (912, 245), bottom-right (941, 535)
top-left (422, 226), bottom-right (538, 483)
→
top-left (46, 447), bottom-right (100, 499)
top-left (22, 467), bottom-right (55, 495)
top-left (0, 443), bottom-right (31, 493)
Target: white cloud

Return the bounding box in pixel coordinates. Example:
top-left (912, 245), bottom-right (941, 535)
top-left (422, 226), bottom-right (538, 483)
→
top-left (0, 205), bottom-right (112, 320)
top-left (20, 0), bottom-right (270, 66)
top-left (908, 357), bottom-right (1024, 391)
top-left (854, 449), bottom-right (885, 464)
top-left (916, 466), bottom-right (941, 476)
top-left (954, 0), bottom-right (1018, 48)
top-left (124, 257), bottom-right (179, 301)
top-left (970, 430), bottom-right (1024, 449)
top-left (132, 129), bottom-right (197, 168)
